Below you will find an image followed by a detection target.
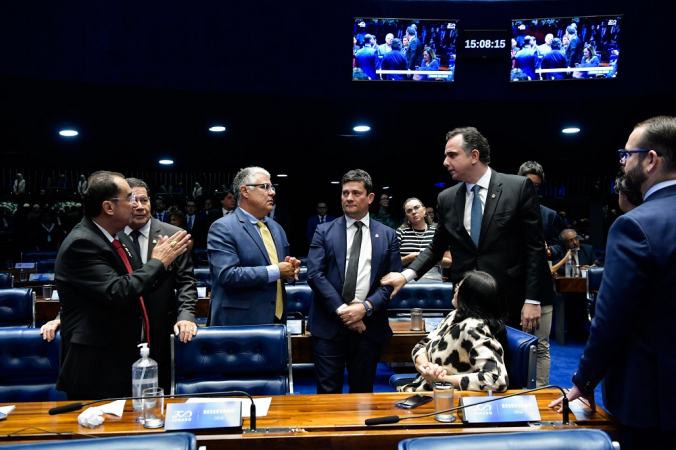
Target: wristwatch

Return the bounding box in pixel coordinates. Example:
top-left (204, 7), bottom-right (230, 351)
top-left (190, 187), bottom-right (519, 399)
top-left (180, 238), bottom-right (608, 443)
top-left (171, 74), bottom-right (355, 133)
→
top-left (363, 301), bottom-right (373, 316)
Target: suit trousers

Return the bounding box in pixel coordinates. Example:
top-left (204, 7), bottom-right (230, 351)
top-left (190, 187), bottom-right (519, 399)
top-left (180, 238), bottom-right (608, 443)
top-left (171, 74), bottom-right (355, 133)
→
top-left (534, 304), bottom-right (552, 387)
top-left (311, 328), bottom-right (382, 394)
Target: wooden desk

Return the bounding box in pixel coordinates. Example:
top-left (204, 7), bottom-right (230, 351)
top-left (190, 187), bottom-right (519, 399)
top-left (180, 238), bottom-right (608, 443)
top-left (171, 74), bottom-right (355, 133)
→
top-left (553, 276), bottom-right (587, 346)
top-left (0, 390), bottom-right (619, 449)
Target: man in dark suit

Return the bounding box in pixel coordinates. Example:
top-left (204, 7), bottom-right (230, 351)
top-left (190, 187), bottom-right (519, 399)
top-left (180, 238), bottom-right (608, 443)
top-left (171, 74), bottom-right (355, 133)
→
top-left (354, 34), bottom-right (379, 80)
top-left (153, 196), bottom-right (168, 222)
top-left (551, 116), bottom-right (676, 448)
top-left (125, 178), bottom-right (198, 392)
top-left (55, 171), bottom-right (189, 400)
top-left (382, 127), bottom-right (553, 386)
top-left (207, 166), bottom-right (300, 326)
top-left (306, 201), bottom-right (336, 244)
top-left (184, 197), bottom-right (208, 249)
top-left (405, 26), bottom-right (424, 71)
top-left (308, 169), bottom-right (402, 394)
top-left (557, 228), bottom-right (597, 275)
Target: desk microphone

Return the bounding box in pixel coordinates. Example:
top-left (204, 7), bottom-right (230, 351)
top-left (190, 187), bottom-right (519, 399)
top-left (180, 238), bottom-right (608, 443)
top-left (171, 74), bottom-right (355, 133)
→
top-left (49, 390), bottom-right (257, 431)
top-left (365, 385), bottom-right (570, 426)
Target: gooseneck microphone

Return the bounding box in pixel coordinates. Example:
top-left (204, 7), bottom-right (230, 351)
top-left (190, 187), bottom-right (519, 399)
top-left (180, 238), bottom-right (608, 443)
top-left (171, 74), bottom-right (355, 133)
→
top-left (49, 390), bottom-right (257, 431)
top-left (365, 385), bottom-right (570, 426)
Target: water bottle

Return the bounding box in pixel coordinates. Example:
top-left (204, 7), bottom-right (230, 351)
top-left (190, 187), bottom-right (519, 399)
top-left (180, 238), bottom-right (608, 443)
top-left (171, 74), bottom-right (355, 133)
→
top-left (564, 255), bottom-right (573, 277)
top-left (131, 343), bottom-right (158, 411)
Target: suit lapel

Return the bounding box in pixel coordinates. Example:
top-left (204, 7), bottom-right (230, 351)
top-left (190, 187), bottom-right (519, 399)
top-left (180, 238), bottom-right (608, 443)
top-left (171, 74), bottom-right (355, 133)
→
top-left (455, 184), bottom-right (474, 248)
top-left (82, 216), bottom-right (128, 274)
top-left (480, 171), bottom-right (502, 247)
top-left (236, 210), bottom-right (270, 262)
top-left (332, 217), bottom-right (348, 285)
top-left (368, 221), bottom-right (383, 288)
top-left (147, 219), bottom-right (161, 262)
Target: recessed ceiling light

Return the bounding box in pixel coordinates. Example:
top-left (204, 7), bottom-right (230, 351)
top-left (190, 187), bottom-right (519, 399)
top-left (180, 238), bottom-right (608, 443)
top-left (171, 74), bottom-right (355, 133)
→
top-left (382, 186), bottom-right (390, 190)
top-left (209, 126), bottom-right (226, 132)
top-left (353, 125), bottom-right (370, 132)
top-left (277, 174), bottom-right (288, 178)
top-left (159, 159), bottom-right (174, 165)
top-left (331, 181), bottom-right (340, 184)
top-left (59, 130), bottom-right (78, 137)
top-left (562, 127), bottom-right (580, 134)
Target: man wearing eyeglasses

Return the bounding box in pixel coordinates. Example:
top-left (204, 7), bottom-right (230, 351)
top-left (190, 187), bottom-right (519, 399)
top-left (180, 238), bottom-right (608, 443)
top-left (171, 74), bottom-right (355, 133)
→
top-left (55, 171), bottom-right (190, 400)
top-left (556, 229), bottom-right (597, 275)
top-left (551, 116), bottom-right (676, 448)
top-left (207, 166), bottom-right (301, 326)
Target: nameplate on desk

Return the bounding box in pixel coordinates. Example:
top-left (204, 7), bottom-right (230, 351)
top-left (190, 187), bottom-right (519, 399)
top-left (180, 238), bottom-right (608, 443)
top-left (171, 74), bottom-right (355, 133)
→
top-left (29, 273), bottom-right (54, 281)
top-left (15, 262), bottom-right (35, 269)
top-left (460, 395), bottom-right (541, 423)
top-left (164, 401), bottom-right (242, 431)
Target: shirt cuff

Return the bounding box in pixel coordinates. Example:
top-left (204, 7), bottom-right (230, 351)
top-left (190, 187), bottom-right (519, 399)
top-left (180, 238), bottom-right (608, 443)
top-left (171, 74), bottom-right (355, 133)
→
top-left (266, 264), bottom-right (281, 283)
top-left (402, 269), bottom-right (418, 283)
top-left (335, 303), bottom-right (348, 315)
top-left (524, 299), bottom-right (541, 305)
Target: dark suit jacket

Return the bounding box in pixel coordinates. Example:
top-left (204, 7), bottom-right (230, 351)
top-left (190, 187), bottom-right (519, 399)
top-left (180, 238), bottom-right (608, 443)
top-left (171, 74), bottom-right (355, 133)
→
top-left (306, 214), bottom-right (336, 243)
top-left (574, 184), bottom-right (676, 429)
top-left (207, 208), bottom-right (290, 326)
top-left (127, 218), bottom-right (197, 392)
top-left (541, 205), bottom-right (563, 260)
top-left (55, 216), bottom-right (167, 399)
top-left (406, 36), bottom-right (423, 70)
top-left (409, 170), bottom-right (553, 326)
top-left (556, 243), bottom-right (595, 275)
top-left (307, 216), bottom-right (402, 343)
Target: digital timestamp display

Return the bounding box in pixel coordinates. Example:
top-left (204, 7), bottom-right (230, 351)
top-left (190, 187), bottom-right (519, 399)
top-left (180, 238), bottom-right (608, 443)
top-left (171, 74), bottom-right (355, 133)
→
top-left (460, 30), bottom-right (509, 58)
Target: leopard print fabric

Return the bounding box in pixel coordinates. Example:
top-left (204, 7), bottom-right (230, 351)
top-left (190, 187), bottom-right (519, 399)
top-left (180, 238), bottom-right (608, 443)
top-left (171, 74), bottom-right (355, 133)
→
top-left (398, 310), bottom-right (509, 393)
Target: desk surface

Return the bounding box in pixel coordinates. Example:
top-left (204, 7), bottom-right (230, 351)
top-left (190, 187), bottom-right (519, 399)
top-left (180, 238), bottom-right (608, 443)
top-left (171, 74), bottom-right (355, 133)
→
top-left (0, 391), bottom-right (618, 449)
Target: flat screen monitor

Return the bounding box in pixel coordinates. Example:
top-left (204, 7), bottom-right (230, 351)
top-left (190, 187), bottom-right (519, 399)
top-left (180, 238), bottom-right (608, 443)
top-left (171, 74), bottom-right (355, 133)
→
top-left (510, 14), bottom-right (622, 81)
top-left (353, 17), bottom-right (459, 82)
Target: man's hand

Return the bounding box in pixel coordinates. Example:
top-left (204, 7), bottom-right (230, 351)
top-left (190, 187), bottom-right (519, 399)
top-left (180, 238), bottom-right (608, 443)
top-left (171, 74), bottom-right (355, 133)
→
top-left (380, 272), bottom-right (408, 298)
top-left (40, 319), bottom-right (61, 342)
top-left (151, 230), bottom-right (190, 267)
top-left (285, 256), bottom-right (302, 280)
top-left (174, 320), bottom-right (198, 343)
top-left (521, 303), bottom-right (541, 333)
top-left (347, 320), bottom-right (366, 333)
top-left (548, 385), bottom-right (596, 413)
top-left (278, 260), bottom-right (298, 280)
top-left (338, 303), bottom-right (366, 326)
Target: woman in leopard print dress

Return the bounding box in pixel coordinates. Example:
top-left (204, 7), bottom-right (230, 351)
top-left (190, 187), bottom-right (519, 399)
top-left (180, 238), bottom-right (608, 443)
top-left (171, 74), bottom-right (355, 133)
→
top-left (398, 270), bottom-right (509, 392)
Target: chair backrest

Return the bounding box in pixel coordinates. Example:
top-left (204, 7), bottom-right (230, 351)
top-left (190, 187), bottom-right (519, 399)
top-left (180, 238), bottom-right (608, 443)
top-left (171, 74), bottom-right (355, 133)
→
top-left (192, 248), bottom-right (209, 267)
top-left (285, 284), bottom-right (313, 317)
top-left (171, 324), bottom-right (290, 396)
top-left (0, 272), bottom-right (13, 288)
top-left (586, 266), bottom-right (604, 321)
top-left (0, 432), bottom-right (197, 450)
top-left (20, 250), bottom-right (58, 263)
top-left (36, 259), bottom-right (57, 273)
top-left (0, 328), bottom-right (66, 402)
top-left (0, 288), bottom-right (35, 328)
top-left (505, 325), bottom-right (538, 389)
top-left (193, 267), bottom-right (211, 289)
top-left (388, 283), bottom-right (454, 312)
top-left (398, 429), bottom-right (615, 450)
top-left (297, 266), bottom-right (308, 283)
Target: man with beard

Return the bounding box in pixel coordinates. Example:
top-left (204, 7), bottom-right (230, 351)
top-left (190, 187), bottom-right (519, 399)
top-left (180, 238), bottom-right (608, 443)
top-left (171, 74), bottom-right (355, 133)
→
top-left (550, 116), bottom-right (676, 449)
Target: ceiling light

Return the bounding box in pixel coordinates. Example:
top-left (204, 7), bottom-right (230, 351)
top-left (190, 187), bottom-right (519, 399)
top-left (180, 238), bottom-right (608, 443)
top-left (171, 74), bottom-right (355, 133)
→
top-left (562, 127), bottom-right (580, 134)
top-left (277, 174), bottom-right (288, 178)
top-left (331, 181), bottom-right (340, 184)
top-left (382, 186), bottom-right (390, 190)
top-left (59, 130), bottom-right (78, 137)
top-left (159, 159), bottom-right (174, 165)
top-left (209, 126), bottom-right (226, 132)
top-left (353, 125), bottom-right (370, 132)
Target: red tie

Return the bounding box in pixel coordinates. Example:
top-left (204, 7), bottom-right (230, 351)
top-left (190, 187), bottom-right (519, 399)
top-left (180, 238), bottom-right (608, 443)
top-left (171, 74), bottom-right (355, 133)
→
top-left (112, 239), bottom-right (151, 347)
top-left (573, 253), bottom-right (578, 266)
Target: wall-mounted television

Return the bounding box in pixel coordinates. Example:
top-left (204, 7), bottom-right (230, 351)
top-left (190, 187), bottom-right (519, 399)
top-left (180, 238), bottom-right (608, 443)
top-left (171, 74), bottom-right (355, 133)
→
top-left (353, 17), bottom-right (459, 82)
top-left (510, 14), bottom-right (622, 82)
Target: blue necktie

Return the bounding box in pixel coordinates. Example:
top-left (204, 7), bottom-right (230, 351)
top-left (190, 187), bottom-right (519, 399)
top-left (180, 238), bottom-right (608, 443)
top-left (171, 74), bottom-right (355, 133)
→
top-left (470, 185), bottom-right (482, 247)
top-left (188, 215), bottom-right (193, 229)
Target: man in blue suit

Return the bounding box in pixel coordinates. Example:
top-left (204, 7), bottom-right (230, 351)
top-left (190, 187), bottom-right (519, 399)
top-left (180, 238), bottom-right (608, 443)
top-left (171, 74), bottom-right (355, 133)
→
top-left (308, 169), bottom-right (402, 394)
top-left (207, 166), bottom-right (300, 326)
top-left (354, 34), bottom-right (379, 80)
top-left (551, 116), bottom-right (676, 448)
top-left (306, 201), bottom-right (336, 244)
top-left (556, 228), bottom-right (597, 275)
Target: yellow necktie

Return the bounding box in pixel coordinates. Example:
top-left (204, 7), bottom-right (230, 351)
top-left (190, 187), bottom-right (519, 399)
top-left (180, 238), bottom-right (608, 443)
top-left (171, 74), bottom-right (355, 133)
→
top-left (257, 220), bottom-right (283, 319)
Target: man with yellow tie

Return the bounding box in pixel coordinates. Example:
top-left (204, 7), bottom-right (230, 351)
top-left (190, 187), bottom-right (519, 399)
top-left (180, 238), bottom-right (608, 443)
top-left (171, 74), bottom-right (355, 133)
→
top-left (207, 166), bottom-right (301, 326)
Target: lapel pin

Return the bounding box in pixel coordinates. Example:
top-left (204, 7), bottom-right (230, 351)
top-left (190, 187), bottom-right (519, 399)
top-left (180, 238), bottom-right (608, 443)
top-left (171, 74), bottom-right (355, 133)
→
top-left (491, 194), bottom-right (496, 198)
top-left (153, 240), bottom-right (157, 244)
top-left (375, 234), bottom-right (379, 238)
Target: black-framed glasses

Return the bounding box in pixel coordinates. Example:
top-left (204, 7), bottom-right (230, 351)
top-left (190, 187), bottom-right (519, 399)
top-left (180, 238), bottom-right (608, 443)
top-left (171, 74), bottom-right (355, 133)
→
top-left (618, 149), bottom-right (662, 163)
top-left (110, 193), bottom-right (136, 204)
top-left (405, 204), bottom-right (424, 215)
top-left (246, 183), bottom-right (276, 192)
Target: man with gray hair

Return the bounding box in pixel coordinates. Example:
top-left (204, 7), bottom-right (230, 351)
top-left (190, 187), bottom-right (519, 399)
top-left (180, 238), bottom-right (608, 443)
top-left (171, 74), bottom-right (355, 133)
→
top-left (207, 166), bottom-right (301, 326)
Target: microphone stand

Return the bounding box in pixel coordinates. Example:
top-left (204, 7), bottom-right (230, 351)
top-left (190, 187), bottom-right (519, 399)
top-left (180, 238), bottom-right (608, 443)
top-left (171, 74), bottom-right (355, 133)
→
top-left (49, 390), bottom-right (257, 431)
top-left (365, 385), bottom-right (570, 426)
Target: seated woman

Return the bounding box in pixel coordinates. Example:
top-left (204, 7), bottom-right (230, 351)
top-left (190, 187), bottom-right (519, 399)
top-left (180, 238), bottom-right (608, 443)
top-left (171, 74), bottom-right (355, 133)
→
top-left (398, 270), bottom-right (509, 392)
top-left (168, 210), bottom-right (194, 252)
top-left (414, 47), bottom-right (440, 81)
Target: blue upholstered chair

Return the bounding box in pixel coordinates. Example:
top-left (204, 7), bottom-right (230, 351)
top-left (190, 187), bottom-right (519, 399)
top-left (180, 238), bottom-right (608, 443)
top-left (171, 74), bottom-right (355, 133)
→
top-left (297, 266), bottom-right (308, 283)
top-left (192, 248), bottom-right (208, 267)
top-left (193, 267), bottom-right (211, 289)
top-left (0, 432), bottom-right (197, 450)
top-left (20, 250), bottom-right (58, 263)
top-left (285, 284), bottom-right (313, 319)
top-left (171, 324), bottom-right (292, 396)
top-left (0, 287), bottom-right (35, 328)
top-left (398, 429), bottom-right (617, 450)
top-left (0, 272), bottom-right (13, 288)
top-left (388, 283), bottom-right (455, 312)
top-left (389, 325), bottom-right (537, 389)
top-left (0, 328), bottom-right (66, 402)
top-left (586, 266), bottom-right (604, 322)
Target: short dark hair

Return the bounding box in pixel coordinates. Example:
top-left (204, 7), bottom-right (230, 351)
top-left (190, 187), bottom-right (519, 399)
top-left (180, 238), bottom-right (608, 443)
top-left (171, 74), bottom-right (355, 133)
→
top-left (391, 38), bottom-right (402, 51)
top-left (551, 37), bottom-right (562, 50)
top-left (364, 34), bottom-right (373, 45)
top-left (634, 116), bottom-right (676, 172)
top-left (352, 67), bottom-right (370, 81)
top-left (446, 126), bottom-right (491, 164)
top-left (518, 161), bottom-right (545, 181)
top-left (82, 171), bottom-right (125, 218)
top-left (341, 169), bottom-right (373, 194)
top-left (406, 26), bottom-right (416, 37)
top-left (218, 189), bottom-right (234, 201)
top-left (126, 177), bottom-right (150, 196)
top-left (453, 270), bottom-right (507, 342)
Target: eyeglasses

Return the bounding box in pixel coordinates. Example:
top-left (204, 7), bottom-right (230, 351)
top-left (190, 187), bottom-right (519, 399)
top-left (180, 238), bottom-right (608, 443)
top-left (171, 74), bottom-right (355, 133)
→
top-left (110, 193), bottom-right (136, 204)
top-left (246, 183), bottom-right (276, 192)
top-left (564, 236), bottom-right (580, 244)
top-left (618, 149), bottom-right (662, 163)
top-left (405, 204), bottom-right (424, 214)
